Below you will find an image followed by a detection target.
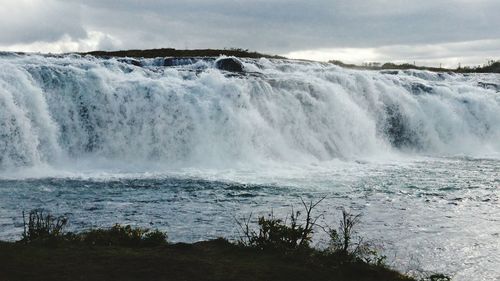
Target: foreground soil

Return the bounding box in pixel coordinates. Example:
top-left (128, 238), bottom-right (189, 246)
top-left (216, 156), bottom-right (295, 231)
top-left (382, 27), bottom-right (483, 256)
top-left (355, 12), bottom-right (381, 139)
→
top-left (0, 239), bottom-right (413, 281)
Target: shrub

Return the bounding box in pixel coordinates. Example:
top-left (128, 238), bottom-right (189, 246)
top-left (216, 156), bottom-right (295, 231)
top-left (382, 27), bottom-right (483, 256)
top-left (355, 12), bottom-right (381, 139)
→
top-left (142, 229), bottom-right (168, 246)
top-left (81, 224), bottom-right (167, 247)
top-left (237, 198), bottom-right (324, 251)
top-left (328, 209), bottom-right (361, 256)
top-left (250, 212), bottom-right (308, 250)
top-left (236, 201), bottom-right (388, 267)
top-left (21, 209), bottom-right (68, 243)
top-left (327, 209), bottom-right (386, 265)
top-left (19, 210), bottom-right (167, 247)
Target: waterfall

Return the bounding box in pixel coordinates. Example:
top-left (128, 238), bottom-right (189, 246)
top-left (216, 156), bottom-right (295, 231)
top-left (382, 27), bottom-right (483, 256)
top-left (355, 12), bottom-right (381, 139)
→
top-left (1, 53), bottom-right (499, 170)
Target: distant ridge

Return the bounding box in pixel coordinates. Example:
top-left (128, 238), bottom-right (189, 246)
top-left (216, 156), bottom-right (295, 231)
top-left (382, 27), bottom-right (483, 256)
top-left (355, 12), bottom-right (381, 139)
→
top-left (83, 48), bottom-right (286, 59)
top-left (80, 48), bottom-right (499, 73)
top-left (329, 60), bottom-right (500, 74)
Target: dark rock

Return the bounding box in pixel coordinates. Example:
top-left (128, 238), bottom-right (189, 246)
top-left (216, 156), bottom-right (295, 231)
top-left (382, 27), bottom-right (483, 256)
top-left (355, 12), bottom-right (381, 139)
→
top-left (478, 81), bottom-right (500, 92)
top-left (117, 58), bottom-right (142, 67)
top-left (215, 57), bottom-right (244, 72)
top-left (380, 70), bottom-right (399, 75)
top-left (407, 83), bottom-right (433, 94)
top-left (164, 57), bottom-right (175, 67)
top-left (384, 105), bottom-right (422, 149)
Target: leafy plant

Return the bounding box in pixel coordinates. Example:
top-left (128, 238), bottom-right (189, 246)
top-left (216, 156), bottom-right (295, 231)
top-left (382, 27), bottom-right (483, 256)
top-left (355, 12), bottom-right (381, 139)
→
top-left (236, 198), bottom-right (324, 251)
top-left (21, 209), bottom-right (68, 243)
top-left (81, 224), bottom-right (167, 247)
top-left (20, 210), bottom-right (167, 247)
top-left (328, 209), bottom-right (361, 255)
top-left (327, 209), bottom-right (387, 265)
top-left (142, 229), bottom-right (168, 246)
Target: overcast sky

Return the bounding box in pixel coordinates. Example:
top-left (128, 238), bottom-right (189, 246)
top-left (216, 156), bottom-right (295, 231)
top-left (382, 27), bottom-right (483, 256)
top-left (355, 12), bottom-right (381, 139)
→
top-left (1, 0), bottom-right (499, 67)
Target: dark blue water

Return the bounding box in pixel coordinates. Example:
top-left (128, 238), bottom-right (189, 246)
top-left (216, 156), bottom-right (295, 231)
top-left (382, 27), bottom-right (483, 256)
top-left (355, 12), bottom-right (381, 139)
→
top-left (1, 157), bottom-right (498, 280)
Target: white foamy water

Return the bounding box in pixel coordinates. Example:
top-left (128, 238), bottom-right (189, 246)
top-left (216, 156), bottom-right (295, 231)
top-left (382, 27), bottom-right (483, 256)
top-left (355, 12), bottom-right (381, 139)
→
top-left (0, 53), bottom-right (499, 280)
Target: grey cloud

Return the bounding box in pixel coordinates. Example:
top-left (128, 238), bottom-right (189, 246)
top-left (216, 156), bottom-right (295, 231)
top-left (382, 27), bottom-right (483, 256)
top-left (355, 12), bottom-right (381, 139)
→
top-left (375, 39), bottom-right (500, 64)
top-left (0, 0), bottom-right (86, 45)
top-left (1, 0), bottom-right (499, 62)
top-left (69, 0), bottom-right (500, 53)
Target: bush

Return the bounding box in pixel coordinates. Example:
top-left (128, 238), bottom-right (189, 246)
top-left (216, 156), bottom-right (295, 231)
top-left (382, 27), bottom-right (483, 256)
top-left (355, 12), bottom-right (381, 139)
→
top-left (19, 210), bottom-right (167, 247)
top-left (81, 224), bottom-right (167, 247)
top-left (21, 209), bottom-right (68, 243)
top-left (142, 229), bottom-right (169, 246)
top-left (327, 209), bottom-right (386, 265)
top-left (237, 198), bottom-right (324, 251)
top-left (328, 209), bottom-right (361, 255)
top-left (249, 212), bottom-right (309, 250)
top-left (236, 201), bottom-right (388, 267)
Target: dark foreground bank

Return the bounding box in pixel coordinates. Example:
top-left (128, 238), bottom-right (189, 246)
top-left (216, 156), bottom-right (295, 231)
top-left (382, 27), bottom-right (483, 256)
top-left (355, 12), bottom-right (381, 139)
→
top-left (0, 239), bottom-right (414, 281)
top-left (0, 209), bottom-right (451, 281)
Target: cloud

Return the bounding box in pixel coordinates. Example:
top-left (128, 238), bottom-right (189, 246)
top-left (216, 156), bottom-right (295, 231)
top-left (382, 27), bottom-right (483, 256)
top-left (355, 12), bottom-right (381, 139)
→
top-left (67, 0), bottom-right (500, 50)
top-left (0, 0), bottom-right (86, 44)
top-left (285, 39), bottom-right (500, 67)
top-left (0, 31), bottom-right (122, 53)
top-left (0, 0), bottom-right (499, 65)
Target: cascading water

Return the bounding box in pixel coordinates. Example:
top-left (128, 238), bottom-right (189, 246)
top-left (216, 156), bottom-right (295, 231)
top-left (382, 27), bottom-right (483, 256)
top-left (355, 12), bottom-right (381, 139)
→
top-left (1, 53), bottom-right (499, 281)
top-left (0, 53), bottom-right (499, 171)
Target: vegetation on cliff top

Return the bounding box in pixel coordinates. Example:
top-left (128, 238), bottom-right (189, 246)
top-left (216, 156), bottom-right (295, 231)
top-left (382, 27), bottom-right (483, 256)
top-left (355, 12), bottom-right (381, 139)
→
top-left (329, 59), bottom-right (500, 74)
top-left (83, 47), bottom-right (286, 59)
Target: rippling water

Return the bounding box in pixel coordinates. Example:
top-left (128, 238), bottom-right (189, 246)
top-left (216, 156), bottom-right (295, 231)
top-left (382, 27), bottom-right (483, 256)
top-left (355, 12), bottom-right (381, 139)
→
top-left (1, 156), bottom-right (498, 281)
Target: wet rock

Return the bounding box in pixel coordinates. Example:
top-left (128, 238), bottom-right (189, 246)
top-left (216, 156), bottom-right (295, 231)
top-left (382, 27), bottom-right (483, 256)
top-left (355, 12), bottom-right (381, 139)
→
top-left (406, 83), bottom-right (433, 94)
top-left (478, 81), bottom-right (500, 92)
top-left (117, 58), bottom-right (142, 67)
top-left (380, 70), bottom-right (399, 75)
top-left (215, 57), bottom-right (244, 72)
top-left (384, 105), bottom-right (422, 149)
